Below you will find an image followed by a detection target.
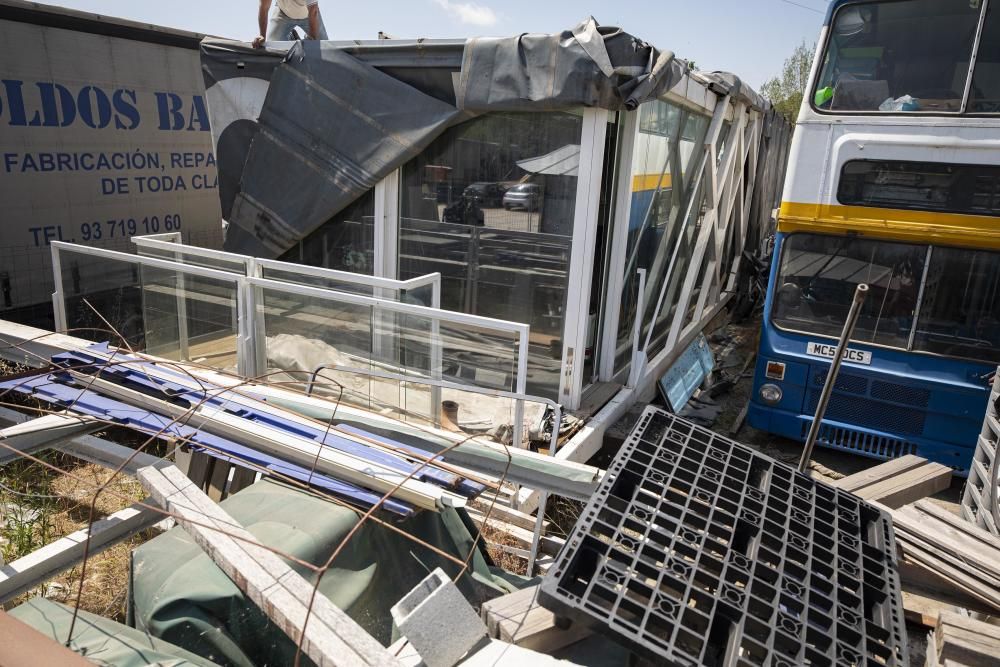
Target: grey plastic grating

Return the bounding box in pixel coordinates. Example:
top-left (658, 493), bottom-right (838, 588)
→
top-left (539, 406), bottom-right (908, 667)
top-left (960, 369), bottom-right (1000, 536)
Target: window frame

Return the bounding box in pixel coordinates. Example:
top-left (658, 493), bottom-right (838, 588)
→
top-left (836, 159), bottom-right (1000, 217)
top-left (810, 0), bottom-right (994, 117)
top-left (769, 232), bottom-right (1000, 366)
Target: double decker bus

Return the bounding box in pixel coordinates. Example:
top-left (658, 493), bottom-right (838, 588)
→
top-left (748, 0), bottom-right (1000, 474)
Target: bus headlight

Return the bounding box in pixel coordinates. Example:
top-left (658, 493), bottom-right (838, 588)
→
top-left (759, 384), bottom-right (783, 405)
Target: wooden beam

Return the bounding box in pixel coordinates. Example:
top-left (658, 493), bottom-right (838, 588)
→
top-left (935, 611), bottom-right (1000, 666)
top-left (0, 502), bottom-right (161, 604)
top-left (465, 510), bottom-right (564, 557)
top-left (831, 455), bottom-right (951, 508)
top-left (852, 464), bottom-right (951, 508)
top-left (831, 455), bottom-right (927, 493)
top-left (229, 466), bottom-right (258, 495)
top-left (481, 585), bottom-right (589, 653)
top-left (0, 610), bottom-right (93, 667)
top-left (137, 464), bottom-right (401, 667)
top-left (207, 459), bottom-right (231, 501)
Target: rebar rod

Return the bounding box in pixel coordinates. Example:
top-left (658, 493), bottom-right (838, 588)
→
top-left (799, 283), bottom-right (868, 473)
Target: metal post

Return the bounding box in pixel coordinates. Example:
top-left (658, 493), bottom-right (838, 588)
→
top-left (799, 283), bottom-right (869, 473)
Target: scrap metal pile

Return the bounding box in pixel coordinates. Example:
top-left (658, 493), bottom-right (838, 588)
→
top-left (0, 341), bottom-right (491, 516)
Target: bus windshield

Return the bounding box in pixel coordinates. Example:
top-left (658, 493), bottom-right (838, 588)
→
top-left (814, 0), bottom-right (982, 113)
top-left (772, 234), bottom-right (1000, 363)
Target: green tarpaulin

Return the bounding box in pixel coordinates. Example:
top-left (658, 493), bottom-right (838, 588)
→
top-left (10, 597), bottom-right (219, 667)
top-left (129, 478), bottom-right (525, 666)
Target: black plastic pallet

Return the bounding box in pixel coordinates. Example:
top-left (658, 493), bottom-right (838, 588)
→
top-left (539, 406), bottom-right (907, 667)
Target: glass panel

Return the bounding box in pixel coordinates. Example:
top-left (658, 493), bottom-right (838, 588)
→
top-left (838, 160), bottom-right (1000, 215)
top-left (614, 104), bottom-right (711, 369)
top-left (260, 286), bottom-right (525, 422)
top-left (646, 174), bottom-right (709, 357)
top-left (614, 101), bottom-right (684, 372)
top-left (279, 190), bottom-right (376, 274)
top-left (135, 243), bottom-right (246, 274)
top-left (399, 111), bottom-right (584, 398)
top-left (59, 249), bottom-right (239, 371)
top-left (912, 246), bottom-right (1000, 363)
top-left (771, 234), bottom-right (926, 349)
top-left (814, 0), bottom-right (980, 112)
top-left (969, 4), bottom-right (1000, 112)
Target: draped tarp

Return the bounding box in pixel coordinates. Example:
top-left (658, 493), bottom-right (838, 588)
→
top-left (456, 17), bottom-right (687, 112)
top-left (128, 479), bottom-right (523, 665)
top-left (199, 17), bottom-right (727, 257)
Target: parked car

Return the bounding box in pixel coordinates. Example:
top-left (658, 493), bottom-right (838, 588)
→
top-left (502, 183), bottom-right (541, 211)
top-left (462, 182), bottom-right (504, 207)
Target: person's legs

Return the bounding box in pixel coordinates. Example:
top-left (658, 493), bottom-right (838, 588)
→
top-left (313, 9), bottom-right (328, 39)
top-left (266, 10), bottom-right (299, 41)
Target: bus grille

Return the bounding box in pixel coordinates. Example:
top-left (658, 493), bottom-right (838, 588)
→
top-left (799, 421), bottom-right (918, 460)
top-left (806, 388), bottom-right (926, 436)
top-left (870, 380), bottom-right (931, 408)
top-left (812, 369), bottom-right (868, 395)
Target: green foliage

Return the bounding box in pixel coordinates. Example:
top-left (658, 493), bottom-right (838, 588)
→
top-left (761, 42), bottom-right (816, 123)
top-left (1, 456), bottom-right (58, 563)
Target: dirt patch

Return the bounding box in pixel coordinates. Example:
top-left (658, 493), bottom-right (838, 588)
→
top-left (1, 458), bottom-right (153, 621)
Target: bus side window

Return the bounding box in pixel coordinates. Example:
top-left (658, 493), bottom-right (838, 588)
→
top-left (969, 6), bottom-right (1000, 112)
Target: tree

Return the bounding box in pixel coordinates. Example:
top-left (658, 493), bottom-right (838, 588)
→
top-left (761, 42), bottom-right (815, 123)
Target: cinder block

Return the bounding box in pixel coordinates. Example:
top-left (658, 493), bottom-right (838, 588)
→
top-left (391, 567), bottom-right (488, 667)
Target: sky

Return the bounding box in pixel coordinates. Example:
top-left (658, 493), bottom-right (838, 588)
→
top-left (45, 0), bottom-right (827, 88)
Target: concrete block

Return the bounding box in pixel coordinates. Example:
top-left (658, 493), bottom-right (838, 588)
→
top-left (391, 568), bottom-right (488, 667)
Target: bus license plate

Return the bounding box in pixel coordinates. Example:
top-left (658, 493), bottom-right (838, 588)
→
top-left (806, 342), bottom-right (872, 365)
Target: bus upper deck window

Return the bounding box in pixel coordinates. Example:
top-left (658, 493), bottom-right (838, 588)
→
top-left (969, 5), bottom-right (1000, 112)
top-left (814, 0), bottom-right (982, 113)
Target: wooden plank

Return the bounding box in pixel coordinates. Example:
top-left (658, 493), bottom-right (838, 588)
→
top-left (470, 498), bottom-right (549, 533)
top-left (728, 400), bottom-right (749, 436)
top-left (481, 585), bottom-right (589, 652)
top-left (900, 544), bottom-right (1000, 610)
top-left (913, 501), bottom-right (1000, 553)
top-left (0, 610), bottom-right (94, 667)
top-left (229, 466), bottom-right (258, 495)
top-left (207, 460), bottom-right (231, 501)
top-left (465, 510), bottom-right (564, 557)
top-left (853, 464), bottom-right (951, 508)
top-left (137, 464), bottom-right (400, 667)
top-left (936, 617), bottom-right (1000, 667)
top-left (899, 559), bottom-right (997, 618)
top-left (831, 455), bottom-right (927, 493)
top-left (895, 506), bottom-right (1000, 579)
top-left (185, 451), bottom-right (213, 489)
top-left (938, 611), bottom-right (1000, 640)
top-left (0, 502), bottom-right (161, 604)
top-left (902, 590), bottom-right (952, 628)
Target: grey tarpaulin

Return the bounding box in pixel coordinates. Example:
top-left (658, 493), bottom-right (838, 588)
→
top-left (456, 17), bottom-right (687, 112)
top-left (200, 17), bottom-right (690, 257)
top-left (128, 478), bottom-right (524, 666)
top-left (219, 41), bottom-right (461, 257)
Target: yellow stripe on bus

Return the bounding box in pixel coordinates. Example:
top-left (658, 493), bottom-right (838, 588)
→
top-left (777, 201), bottom-right (1000, 250)
top-left (631, 173), bottom-right (674, 192)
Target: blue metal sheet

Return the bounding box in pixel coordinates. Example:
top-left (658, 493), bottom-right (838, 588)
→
top-left (51, 346), bottom-right (469, 493)
top-left (0, 372), bottom-right (415, 516)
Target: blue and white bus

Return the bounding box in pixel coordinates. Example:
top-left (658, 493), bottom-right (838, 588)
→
top-left (748, 0), bottom-right (1000, 474)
